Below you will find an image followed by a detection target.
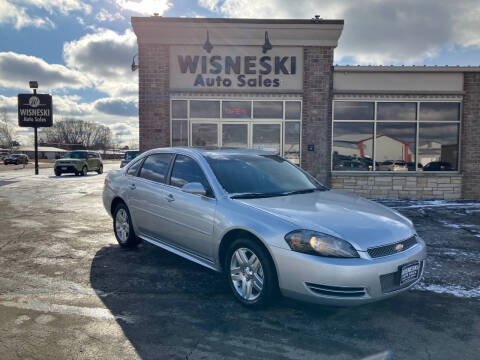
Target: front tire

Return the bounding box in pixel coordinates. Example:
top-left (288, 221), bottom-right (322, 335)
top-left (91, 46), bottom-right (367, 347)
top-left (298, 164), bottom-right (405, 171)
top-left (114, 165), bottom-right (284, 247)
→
top-left (113, 203), bottom-right (140, 248)
top-left (225, 238), bottom-right (277, 308)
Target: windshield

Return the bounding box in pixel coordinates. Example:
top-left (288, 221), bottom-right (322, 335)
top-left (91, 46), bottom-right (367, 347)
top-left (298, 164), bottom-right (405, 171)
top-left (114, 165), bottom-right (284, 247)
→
top-left (205, 154), bottom-right (327, 197)
top-left (64, 151), bottom-right (87, 159)
top-left (125, 151), bottom-right (139, 160)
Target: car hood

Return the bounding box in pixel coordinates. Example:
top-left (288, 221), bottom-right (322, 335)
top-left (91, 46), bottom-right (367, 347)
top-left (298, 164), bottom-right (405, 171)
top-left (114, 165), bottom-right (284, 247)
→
top-left (236, 190), bottom-right (415, 251)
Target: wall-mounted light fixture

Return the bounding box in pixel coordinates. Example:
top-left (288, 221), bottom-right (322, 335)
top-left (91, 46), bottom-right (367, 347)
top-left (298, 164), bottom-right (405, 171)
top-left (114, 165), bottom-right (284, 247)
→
top-left (203, 30), bottom-right (213, 53)
top-left (131, 54), bottom-right (139, 72)
top-left (262, 31), bottom-right (273, 53)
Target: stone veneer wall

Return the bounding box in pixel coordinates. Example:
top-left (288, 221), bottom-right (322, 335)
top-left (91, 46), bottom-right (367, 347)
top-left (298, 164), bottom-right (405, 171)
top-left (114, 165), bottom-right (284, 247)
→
top-left (331, 174), bottom-right (462, 200)
top-left (301, 47), bottom-right (334, 187)
top-left (461, 72), bottom-right (480, 199)
top-left (138, 44), bottom-right (170, 152)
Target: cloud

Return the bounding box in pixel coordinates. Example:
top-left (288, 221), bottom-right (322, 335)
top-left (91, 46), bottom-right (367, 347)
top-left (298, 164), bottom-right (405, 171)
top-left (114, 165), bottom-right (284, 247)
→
top-left (111, 123), bottom-right (134, 136)
top-left (0, 1), bottom-right (55, 29)
top-left (94, 97), bottom-right (138, 117)
top-left (115, 0), bottom-right (172, 16)
top-left (22, 0), bottom-right (92, 15)
top-left (95, 9), bottom-right (125, 22)
top-left (200, 0), bottom-right (480, 65)
top-left (63, 28), bottom-right (138, 96)
top-left (0, 52), bottom-right (91, 90)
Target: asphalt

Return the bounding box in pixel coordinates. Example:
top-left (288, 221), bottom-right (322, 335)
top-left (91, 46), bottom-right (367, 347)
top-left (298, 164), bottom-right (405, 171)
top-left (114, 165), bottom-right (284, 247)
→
top-left (0, 164), bottom-right (478, 360)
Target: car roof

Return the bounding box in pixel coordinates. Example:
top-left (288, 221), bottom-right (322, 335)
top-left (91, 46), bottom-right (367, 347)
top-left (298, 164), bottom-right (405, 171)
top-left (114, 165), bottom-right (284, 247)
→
top-left (150, 147), bottom-right (275, 157)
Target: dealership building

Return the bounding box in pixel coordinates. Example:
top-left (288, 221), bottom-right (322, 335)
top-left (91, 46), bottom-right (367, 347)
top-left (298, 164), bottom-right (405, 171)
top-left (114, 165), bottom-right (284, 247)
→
top-left (131, 16), bottom-right (480, 199)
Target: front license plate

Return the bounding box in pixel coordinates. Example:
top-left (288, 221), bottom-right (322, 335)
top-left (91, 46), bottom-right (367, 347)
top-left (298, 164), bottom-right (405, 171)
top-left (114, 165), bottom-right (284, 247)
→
top-left (400, 261), bottom-right (420, 285)
top-left (61, 167), bottom-right (67, 170)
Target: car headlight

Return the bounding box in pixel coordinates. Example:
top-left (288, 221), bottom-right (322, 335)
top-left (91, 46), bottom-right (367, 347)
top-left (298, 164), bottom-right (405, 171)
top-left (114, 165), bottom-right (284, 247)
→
top-left (285, 230), bottom-right (359, 258)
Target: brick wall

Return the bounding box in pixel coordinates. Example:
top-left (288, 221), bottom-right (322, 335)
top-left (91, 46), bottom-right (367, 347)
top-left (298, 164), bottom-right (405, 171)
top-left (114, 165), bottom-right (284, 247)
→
top-left (301, 47), bottom-right (334, 186)
top-left (332, 174), bottom-right (462, 200)
top-left (138, 44), bottom-right (170, 152)
top-left (461, 72), bottom-right (480, 199)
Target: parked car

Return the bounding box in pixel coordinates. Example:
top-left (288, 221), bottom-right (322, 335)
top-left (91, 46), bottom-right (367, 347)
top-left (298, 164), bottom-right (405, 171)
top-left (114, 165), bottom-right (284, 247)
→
top-left (407, 162), bottom-right (423, 171)
top-left (4, 154), bottom-right (29, 165)
top-left (0, 152), bottom-right (9, 161)
top-left (377, 160), bottom-right (408, 171)
top-left (423, 161), bottom-right (453, 171)
top-left (54, 151), bottom-right (103, 176)
top-left (103, 148), bottom-right (426, 308)
top-left (120, 150), bottom-right (140, 168)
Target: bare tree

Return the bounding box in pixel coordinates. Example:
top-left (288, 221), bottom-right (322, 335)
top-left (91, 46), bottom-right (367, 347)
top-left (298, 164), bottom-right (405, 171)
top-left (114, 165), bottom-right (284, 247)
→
top-left (39, 118), bottom-right (112, 152)
top-left (0, 108), bottom-right (17, 150)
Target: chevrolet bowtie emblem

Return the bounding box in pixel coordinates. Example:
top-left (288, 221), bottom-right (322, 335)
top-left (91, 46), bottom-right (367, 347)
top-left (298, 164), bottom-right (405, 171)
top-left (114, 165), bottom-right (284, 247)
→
top-left (395, 243), bottom-right (404, 252)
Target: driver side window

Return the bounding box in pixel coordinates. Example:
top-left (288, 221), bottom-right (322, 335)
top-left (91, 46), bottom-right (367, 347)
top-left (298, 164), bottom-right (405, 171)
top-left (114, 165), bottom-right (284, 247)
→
top-left (170, 155), bottom-right (213, 197)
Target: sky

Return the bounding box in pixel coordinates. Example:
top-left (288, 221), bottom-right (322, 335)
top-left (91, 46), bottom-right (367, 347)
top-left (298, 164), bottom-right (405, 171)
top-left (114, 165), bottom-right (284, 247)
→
top-left (0, 0), bottom-right (479, 147)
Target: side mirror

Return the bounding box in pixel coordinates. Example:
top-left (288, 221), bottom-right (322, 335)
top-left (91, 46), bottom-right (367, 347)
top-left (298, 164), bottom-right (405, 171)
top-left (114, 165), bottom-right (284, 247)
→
top-left (181, 182), bottom-right (207, 196)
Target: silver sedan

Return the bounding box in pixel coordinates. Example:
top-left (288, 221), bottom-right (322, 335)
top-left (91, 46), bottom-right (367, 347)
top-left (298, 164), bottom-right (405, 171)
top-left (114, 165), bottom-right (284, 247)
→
top-left (103, 148), bottom-right (426, 308)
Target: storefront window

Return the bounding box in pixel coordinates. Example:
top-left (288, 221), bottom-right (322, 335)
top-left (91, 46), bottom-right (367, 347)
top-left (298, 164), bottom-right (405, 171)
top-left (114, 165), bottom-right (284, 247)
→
top-left (190, 100), bottom-right (220, 118)
top-left (172, 99), bottom-right (301, 162)
top-left (375, 123), bottom-right (416, 171)
top-left (332, 100), bottom-right (461, 172)
top-left (192, 123), bottom-right (218, 147)
top-left (172, 100), bottom-right (188, 119)
top-left (377, 102), bottom-right (416, 121)
top-left (334, 101), bottom-right (374, 120)
top-left (222, 101), bottom-right (251, 119)
top-left (285, 101), bottom-right (301, 120)
top-left (419, 123), bottom-right (459, 171)
top-left (333, 122), bottom-right (374, 171)
top-left (252, 124), bottom-right (281, 154)
top-left (420, 102), bottom-right (460, 121)
top-left (284, 122), bottom-right (300, 165)
top-left (222, 124), bottom-right (248, 148)
top-left (172, 120), bottom-right (188, 146)
top-left (253, 101), bottom-right (283, 119)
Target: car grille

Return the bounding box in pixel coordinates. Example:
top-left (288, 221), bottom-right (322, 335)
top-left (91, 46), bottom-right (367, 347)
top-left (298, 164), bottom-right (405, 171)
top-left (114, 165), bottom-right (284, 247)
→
top-left (305, 283), bottom-right (366, 298)
top-left (380, 261), bottom-right (424, 293)
top-left (367, 235), bottom-right (418, 258)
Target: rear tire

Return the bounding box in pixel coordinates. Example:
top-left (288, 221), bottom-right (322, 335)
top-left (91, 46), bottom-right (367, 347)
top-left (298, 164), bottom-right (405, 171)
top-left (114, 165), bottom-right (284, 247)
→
top-left (81, 166), bottom-right (87, 176)
top-left (54, 169), bottom-right (61, 176)
top-left (113, 203), bottom-right (140, 248)
top-left (225, 237), bottom-right (277, 308)
top-left (97, 165), bottom-right (103, 174)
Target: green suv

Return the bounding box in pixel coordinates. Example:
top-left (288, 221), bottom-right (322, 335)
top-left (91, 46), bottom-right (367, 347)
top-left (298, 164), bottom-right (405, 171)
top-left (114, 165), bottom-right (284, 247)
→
top-left (54, 151), bottom-right (103, 176)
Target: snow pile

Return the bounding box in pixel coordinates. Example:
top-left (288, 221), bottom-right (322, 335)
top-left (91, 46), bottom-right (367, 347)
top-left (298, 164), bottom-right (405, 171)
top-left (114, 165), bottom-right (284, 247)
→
top-left (414, 283), bottom-right (480, 299)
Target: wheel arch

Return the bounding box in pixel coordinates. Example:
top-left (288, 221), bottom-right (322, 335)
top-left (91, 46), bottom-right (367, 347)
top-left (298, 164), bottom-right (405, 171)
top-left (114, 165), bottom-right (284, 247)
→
top-left (218, 228), bottom-right (279, 286)
top-left (110, 196), bottom-right (126, 216)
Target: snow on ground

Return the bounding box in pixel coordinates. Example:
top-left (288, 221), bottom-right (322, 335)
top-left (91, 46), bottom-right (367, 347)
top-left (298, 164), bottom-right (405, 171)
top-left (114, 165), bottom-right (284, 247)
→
top-left (414, 283), bottom-right (480, 299)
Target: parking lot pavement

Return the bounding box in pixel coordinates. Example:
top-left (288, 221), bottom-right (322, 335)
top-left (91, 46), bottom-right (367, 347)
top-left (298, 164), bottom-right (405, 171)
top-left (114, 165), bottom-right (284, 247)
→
top-left (0, 166), bottom-right (479, 360)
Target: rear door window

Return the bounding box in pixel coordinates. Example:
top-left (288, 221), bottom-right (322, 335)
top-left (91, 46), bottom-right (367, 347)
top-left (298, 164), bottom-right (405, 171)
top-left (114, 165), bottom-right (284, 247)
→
top-left (138, 153), bottom-right (173, 183)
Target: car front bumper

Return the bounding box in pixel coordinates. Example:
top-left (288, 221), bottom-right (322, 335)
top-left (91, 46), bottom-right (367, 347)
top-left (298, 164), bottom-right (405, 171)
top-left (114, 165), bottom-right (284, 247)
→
top-left (55, 164), bottom-right (83, 173)
top-left (270, 238), bottom-right (427, 306)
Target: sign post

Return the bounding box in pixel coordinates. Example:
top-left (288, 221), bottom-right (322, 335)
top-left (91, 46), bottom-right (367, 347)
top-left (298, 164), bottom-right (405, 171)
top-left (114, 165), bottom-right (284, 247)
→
top-left (18, 84), bottom-right (53, 175)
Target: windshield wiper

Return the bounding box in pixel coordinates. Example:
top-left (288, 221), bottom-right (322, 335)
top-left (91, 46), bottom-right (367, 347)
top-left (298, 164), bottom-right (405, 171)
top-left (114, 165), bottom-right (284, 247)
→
top-left (230, 188), bottom-right (322, 199)
top-left (230, 192), bottom-right (286, 199)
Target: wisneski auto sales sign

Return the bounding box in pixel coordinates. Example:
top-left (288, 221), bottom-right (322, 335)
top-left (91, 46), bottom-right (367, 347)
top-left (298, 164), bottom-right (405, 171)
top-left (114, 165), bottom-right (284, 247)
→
top-left (170, 46), bottom-right (303, 91)
top-left (18, 94), bottom-right (53, 127)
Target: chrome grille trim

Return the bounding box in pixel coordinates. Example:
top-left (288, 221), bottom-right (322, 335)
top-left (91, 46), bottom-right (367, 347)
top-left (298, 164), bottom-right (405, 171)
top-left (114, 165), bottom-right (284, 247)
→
top-left (367, 235), bottom-right (418, 258)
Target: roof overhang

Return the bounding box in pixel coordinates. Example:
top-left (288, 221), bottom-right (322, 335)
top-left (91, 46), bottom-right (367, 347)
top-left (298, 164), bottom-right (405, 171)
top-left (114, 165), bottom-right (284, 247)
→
top-left (132, 17), bottom-right (344, 47)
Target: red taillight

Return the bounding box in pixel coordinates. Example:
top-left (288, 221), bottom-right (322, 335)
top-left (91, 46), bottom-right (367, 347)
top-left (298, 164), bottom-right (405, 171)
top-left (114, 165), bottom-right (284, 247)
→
top-left (104, 177), bottom-right (107, 185)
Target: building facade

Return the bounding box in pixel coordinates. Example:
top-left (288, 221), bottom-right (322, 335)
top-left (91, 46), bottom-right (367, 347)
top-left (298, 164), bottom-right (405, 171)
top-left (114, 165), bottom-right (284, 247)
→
top-left (132, 17), bottom-right (480, 200)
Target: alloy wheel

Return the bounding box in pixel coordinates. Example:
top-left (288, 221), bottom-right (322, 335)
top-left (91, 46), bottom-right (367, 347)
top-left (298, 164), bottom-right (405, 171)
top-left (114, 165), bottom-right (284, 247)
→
top-left (230, 247), bottom-right (264, 301)
top-left (115, 208), bottom-right (130, 243)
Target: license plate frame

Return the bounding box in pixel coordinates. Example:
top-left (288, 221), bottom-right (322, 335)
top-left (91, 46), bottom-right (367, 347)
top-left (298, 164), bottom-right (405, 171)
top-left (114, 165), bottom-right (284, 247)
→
top-left (400, 261), bottom-right (420, 285)
top-left (61, 167), bottom-right (67, 170)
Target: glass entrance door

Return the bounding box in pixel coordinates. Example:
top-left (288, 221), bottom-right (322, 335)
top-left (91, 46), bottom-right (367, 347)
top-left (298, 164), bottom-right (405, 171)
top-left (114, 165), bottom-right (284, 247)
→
top-left (191, 122), bottom-right (218, 147)
top-left (252, 123), bottom-right (282, 154)
top-left (221, 123), bottom-right (249, 148)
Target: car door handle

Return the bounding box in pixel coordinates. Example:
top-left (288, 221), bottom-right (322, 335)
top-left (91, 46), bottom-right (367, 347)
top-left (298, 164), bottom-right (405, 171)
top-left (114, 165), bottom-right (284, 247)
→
top-left (128, 183), bottom-right (136, 190)
top-left (165, 194), bottom-right (175, 202)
